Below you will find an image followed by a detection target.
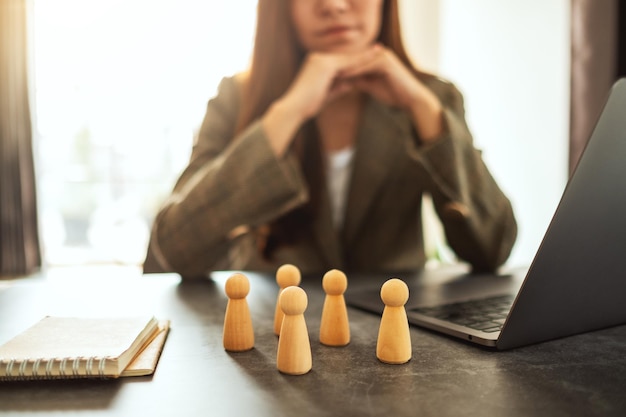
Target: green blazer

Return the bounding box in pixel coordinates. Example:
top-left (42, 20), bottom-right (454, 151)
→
top-left (146, 75), bottom-right (517, 278)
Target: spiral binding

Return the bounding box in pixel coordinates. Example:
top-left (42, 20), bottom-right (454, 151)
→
top-left (0, 356), bottom-right (113, 381)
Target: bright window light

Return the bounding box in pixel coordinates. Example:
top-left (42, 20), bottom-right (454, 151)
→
top-left (31, 0), bottom-right (257, 266)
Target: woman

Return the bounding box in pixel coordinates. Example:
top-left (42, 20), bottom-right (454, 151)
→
top-left (145, 0), bottom-right (517, 278)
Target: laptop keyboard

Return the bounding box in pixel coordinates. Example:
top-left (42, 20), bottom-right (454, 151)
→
top-left (410, 294), bottom-right (515, 333)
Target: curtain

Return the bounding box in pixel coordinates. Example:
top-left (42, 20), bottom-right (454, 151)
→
top-left (0, 0), bottom-right (41, 276)
top-left (570, 0), bottom-right (618, 174)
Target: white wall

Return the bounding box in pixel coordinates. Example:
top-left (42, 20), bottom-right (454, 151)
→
top-left (401, 0), bottom-right (571, 267)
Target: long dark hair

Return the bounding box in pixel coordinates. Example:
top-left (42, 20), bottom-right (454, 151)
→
top-left (235, 0), bottom-right (430, 259)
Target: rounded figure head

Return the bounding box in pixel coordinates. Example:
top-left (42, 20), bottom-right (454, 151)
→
top-left (322, 269), bottom-right (348, 296)
top-left (225, 273), bottom-right (250, 300)
top-left (279, 286), bottom-right (308, 316)
top-left (380, 278), bottom-right (409, 307)
top-left (276, 264), bottom-right (302, 289)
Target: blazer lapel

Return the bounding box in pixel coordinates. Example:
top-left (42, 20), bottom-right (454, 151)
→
top-left (310, 172), bottom-right (344, 269)
top-left (341, 98), bottom-right (413, 249)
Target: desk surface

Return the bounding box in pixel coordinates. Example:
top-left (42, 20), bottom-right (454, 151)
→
top-left (1, 266), bottom-right (625, 417)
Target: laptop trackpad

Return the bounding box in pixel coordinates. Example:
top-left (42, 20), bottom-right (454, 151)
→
top-left (346, 268), bottom-right (525, 313)
top-left (405, 272), bottom-right (524, 309)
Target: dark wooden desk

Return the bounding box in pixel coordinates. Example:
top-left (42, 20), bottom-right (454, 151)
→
top-left (1, 266), bottom-right (625, 417)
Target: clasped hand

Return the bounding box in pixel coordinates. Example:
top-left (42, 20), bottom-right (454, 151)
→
top-left (263, 44), bottom-right (443, 156)
top-left (284, 43), bottom-right (428, 123)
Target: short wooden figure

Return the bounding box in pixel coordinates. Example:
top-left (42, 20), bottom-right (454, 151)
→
top-left (320, 269), bottom-right (350, 346)
top-left (223, 273), bottom-right (255, 352)
top-left (276, 286), bottom-right (312, 375)
top-left (274, 264), bottom-right (301, 335)
top-left (376, 278), bottom-right (411, 364)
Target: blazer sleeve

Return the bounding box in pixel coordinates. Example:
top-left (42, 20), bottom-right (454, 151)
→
top-left (148, 76), bottom-right (309, 278)
top-left (406, 79), bottom-right (518, 271)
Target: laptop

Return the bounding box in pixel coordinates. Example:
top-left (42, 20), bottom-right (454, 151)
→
top-left (346, 78), bottom-right (626, 350)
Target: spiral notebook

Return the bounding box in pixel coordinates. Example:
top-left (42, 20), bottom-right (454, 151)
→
top-left (0, 316), bottom-right (169, 381)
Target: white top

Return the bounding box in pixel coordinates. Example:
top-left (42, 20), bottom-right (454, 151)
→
top-left (325, 147), bottom-right (356, 228)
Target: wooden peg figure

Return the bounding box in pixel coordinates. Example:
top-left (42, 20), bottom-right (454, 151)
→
top-left (320, 269), bottom-right (350, 346)
top-left (223, 273), bottom-right (255, 352)
top-left (376, 278), bottom-right (411, 364)
top-left (274, 264), bottom-right (301, 335)
top-left (276, 286), bottom-right (312, 375)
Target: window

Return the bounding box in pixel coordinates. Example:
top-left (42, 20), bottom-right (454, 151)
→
top-left (31, 0), bottom-right (257, 266)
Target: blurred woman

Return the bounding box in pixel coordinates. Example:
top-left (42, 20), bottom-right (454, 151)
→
top-left (145, 0), bottom-right (517, 278)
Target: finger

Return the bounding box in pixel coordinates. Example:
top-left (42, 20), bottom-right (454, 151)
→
top-left (338, 45), bottom-right (386, 78)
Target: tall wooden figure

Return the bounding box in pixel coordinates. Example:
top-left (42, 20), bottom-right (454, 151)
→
top-left (223, 273), bottom-right (255, 352)
top-left (276, 286), bottom-right (312, 375)
top-left (274, 264), bottom-right (301, 335)
top-left (376, 278), bottom-right (411, 364)
top-left (320, 269), bottom-right (350, 346)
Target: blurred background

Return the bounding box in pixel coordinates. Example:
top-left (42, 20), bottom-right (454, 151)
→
top-left (30, 0), bottom-right (257, 266)
top-left (2, 0), bottom-right (622, 274)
